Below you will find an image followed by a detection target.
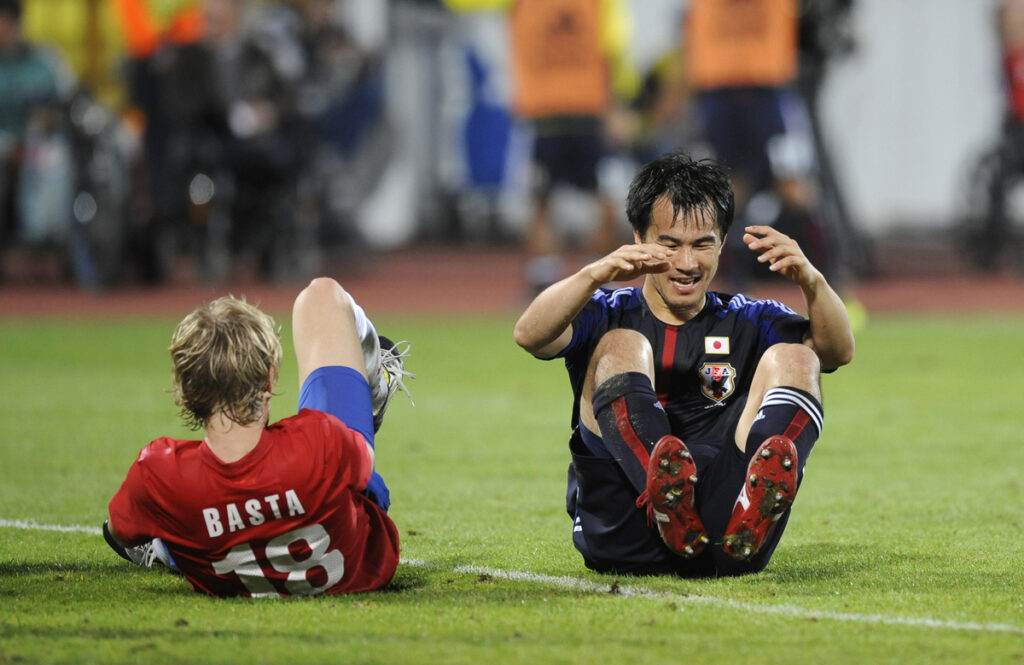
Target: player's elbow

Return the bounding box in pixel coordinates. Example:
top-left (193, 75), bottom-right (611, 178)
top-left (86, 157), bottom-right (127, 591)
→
top-left (821, 340), bottom-right (855, 371)
top-left (835, 331), bottom-right (856, 367)
top-left (839, 341), bottom-right (855, 367)
top-left (513, 318), bottom-right (562, 358)
top-left (513, 319), bottom-right (542, 355)
top-left (805, 334), bottom-right (855, 372)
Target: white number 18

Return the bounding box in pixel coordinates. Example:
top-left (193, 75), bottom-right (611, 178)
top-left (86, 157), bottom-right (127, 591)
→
top-left (211, 523), bottom-right (344, 597)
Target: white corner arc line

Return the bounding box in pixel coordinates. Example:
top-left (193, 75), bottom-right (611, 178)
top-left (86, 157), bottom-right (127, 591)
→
top-left (3, 520), bottom-right (1020, 636)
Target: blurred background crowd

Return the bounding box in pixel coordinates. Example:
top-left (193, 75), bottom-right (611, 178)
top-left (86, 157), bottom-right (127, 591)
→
top-left (0, 0), bottom-right (1021, 292)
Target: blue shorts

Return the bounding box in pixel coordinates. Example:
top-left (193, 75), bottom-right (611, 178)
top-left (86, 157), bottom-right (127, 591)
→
top-left (569, 394), bottom-right (791, 577)
top-left (696, 86), bottom-right (813, 191)
top-left (530, 116), bottom-right (605, 194)
top-left (298, 366), bottom-right (390, 510)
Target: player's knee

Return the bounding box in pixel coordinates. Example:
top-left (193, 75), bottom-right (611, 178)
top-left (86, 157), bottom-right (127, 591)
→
top-left (591, 329), bottom-right (653, 385)
top-left (295, 277), bottom-right (353, 317)
top-left (761, 343), bottom-right (820, 390)
top-left (763, 342), bottom-right (818, 366)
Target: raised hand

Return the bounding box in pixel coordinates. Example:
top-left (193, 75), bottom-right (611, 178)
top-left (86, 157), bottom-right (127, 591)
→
top-left (586, 243), bottom-right (672, 285)
top-left (742, 225), bottom-right (821, 289)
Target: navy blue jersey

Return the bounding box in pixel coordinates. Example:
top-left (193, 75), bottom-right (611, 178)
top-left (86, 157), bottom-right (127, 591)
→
top-left (556, 286), bottom-right (810, 448)
top-left (553, 286), bottom-right (811, 575)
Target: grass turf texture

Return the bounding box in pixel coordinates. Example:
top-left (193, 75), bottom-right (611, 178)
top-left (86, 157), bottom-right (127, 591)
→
top-left (1, 313), bottom-right (1023, 664)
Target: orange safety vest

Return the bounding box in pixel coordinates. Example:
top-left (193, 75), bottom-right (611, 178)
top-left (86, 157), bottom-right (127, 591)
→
top-left (509, 0), bottom-right (609, 118)
top-left (685, 0), bottom-right (798, 90)
top-left (113, 0), bottom-right (202, 58)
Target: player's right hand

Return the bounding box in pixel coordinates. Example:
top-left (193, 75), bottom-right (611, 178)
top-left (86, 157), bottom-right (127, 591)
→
top-left (585, 243), bottom-right (671, 285)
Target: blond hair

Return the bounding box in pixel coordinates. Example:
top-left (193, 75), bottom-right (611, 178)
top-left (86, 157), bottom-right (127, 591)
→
top-left (169, 296), bottom-right (282, 430)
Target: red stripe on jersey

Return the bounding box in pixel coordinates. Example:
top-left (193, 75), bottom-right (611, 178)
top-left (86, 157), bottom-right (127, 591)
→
top-left (657, 327), bottom-right (678, 404)
top-left (783, 410), bottom-right (811, 441)
top-left (612, 397), bottom-right (651, 468)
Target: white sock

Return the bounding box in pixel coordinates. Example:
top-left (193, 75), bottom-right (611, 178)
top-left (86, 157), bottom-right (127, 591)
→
top-left (344, 291), bottom-right (382, 384)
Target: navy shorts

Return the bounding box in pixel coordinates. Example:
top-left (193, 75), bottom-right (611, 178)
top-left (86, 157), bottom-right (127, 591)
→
top-left (568, 418), bottom-right (792, 577)
top-left (298, 366), bottom-right (390, 510)
top-left (696, 86), bottom-right (813, 191)
top-left (530, 116), bottom-right (605, 194)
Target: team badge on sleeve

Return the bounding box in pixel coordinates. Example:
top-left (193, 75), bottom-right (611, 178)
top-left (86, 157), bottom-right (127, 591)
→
top-left (704, 336), bottom-right (730, 354)
top-left (699, 362), bottom-right (736, 403)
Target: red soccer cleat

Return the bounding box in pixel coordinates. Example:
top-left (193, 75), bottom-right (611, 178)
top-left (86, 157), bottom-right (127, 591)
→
top-left (643, 435), bottom-right (709, 558)
top-left (722, 435), bottom-right (799, 561)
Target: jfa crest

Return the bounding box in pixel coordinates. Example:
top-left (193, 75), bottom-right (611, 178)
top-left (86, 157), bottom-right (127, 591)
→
top-left (699, 362), bottom-right (736, 403)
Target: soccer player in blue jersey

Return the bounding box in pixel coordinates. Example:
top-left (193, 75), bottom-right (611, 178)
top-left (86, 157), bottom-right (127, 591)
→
top-left (514, 152), bottom-right (855, 577)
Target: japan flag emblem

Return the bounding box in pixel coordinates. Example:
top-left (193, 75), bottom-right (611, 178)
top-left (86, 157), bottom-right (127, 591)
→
top-left (704, 336), bottom-right (730, 354)
top-left (699, 362), bottom-right (736, 403)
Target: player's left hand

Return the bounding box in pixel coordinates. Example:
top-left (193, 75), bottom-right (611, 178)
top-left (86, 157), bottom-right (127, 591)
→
top-left (742, 225), bottom-right (821, 289)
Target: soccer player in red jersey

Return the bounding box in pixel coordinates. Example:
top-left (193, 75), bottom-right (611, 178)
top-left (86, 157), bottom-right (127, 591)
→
top-left (105, 277), bottom-right (412, 597)
top-left (514, 153), bottom-right (854, 576)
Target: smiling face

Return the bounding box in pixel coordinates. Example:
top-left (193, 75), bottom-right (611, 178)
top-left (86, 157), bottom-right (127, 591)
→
top-left (638, 195), bottom-right (724, 325)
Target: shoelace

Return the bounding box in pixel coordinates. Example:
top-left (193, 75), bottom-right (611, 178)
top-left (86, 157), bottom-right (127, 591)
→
top-left (141, 543), bottom-right (162, 567)
top-left (634, 489), bottom-right (654, 528)
top-left (380, 340), bottom-right (415, 406)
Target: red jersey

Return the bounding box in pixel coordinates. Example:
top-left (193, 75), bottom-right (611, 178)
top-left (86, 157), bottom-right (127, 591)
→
top-left (109, 409), bottom-right (400, 597)
top-left (1006, 49), bottom-right (1024, 122)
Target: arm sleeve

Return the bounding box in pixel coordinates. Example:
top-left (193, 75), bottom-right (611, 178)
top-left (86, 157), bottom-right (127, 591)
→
top-left (768, 315), bottom-right (811, 348)
top-left (745, 299), bottom-right (810, 353)
top-left (555, 289), bottom-right (609, 361)
top-left (107, 460), bottom-right (159, 546)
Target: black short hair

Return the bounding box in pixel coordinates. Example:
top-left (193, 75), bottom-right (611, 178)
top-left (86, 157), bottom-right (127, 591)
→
top-left (626, 152), bottom-right (735, 241)
top-left (0, 0), bottom-right (22, 21)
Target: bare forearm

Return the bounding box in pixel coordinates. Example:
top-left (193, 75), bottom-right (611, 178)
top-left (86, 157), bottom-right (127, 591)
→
top-left (742, 225), bottom-right (855, 370)
top-left (514, 269), bottom-right (601, 358)
top-left (514, 244), bottom-right (671, 358)
top-left (802, 273), bottom-right (856, 371)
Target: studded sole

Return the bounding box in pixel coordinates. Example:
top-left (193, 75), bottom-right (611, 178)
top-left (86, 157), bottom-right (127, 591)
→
top-left (646, 435), bottom-right (709, 559)
top-left (722, 436), bottom-right (799, 561)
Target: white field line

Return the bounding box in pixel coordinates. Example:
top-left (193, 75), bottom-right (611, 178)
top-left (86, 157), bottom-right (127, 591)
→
top-left (403, 559), bottom-right (1024, 635)
top-left (1, 518), bottom-right (102, 536)
top-left (3, 519), bottom-right (1021, 636)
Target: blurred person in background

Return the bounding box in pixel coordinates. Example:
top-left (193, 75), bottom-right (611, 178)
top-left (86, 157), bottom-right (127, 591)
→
top-left (0, 0), bottom-right (65, 253)
top-left (999, 0), bottom-right (1024, 152)
top-left (505, 0), bottom-right (638, 294)
top-left (289, 0), bottom-right (392, 265)
top-left (3, 0), bottom-right (137, 290)
top-left (652, 0), bottom-right (862, 323)
top-left (110, 0), bottom-right (203, 284)
top-left (967, 0), bottom-right (1024, 271)
top-left (149, 0), bottom-right (304, 283)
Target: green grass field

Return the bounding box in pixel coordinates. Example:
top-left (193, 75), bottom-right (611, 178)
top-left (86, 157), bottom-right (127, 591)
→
top-left (2, 311), bottom-right (1023, 664)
